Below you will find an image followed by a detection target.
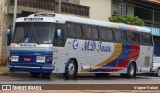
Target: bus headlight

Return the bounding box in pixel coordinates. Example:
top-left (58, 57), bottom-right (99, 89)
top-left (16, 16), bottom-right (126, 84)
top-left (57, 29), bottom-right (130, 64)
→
top-left (36, 56), bottom-right (45, 63)
top-left (11, 56), bottom-right (19, 62)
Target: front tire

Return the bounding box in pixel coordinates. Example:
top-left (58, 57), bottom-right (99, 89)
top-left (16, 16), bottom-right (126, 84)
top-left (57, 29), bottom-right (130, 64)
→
top-left (64, 60), bottom-right (77, 78)
top-left (127, 62), bottom-right (136, 78)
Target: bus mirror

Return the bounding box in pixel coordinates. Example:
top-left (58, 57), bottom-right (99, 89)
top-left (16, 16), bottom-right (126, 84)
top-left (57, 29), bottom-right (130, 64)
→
top-left (7, 28), bottom-right (12, 46)
top-left (7, 28), bottom-right (12, 37)
top-left (56, 29), bottom-right (62, 39)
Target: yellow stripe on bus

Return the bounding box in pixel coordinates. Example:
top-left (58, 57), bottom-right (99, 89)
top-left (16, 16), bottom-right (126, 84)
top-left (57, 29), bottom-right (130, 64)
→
top-left (81, 43), bottom-right (122, 72)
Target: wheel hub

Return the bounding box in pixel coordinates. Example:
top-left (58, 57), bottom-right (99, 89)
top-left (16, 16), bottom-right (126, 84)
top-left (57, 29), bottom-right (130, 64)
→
top-left (68, 62), bottom-right (75, 75)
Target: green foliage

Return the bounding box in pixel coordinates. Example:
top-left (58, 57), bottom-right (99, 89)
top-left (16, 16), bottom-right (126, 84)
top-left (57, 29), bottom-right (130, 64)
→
top-left (108, 16), bottom-right (144, 26)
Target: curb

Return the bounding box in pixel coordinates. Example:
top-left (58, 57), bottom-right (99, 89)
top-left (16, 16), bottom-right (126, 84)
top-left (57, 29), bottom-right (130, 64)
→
top-left (0, 72), bottom-right (30, 76)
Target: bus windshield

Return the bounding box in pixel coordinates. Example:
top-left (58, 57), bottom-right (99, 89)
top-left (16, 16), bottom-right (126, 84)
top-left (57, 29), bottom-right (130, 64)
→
top-left (12, 22), bottom-right (55, 44)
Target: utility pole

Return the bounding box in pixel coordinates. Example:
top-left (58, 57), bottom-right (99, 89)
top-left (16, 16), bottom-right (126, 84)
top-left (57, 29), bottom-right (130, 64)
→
top-left (12, 0), bottom-right (17, 38)
top-left (58, 0), bottom-right (61, 13)
top-left (0, 0), bottom-right (7, 65)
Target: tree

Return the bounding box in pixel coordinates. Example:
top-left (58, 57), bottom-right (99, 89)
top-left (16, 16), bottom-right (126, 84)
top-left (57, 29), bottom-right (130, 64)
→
top-left (108, 16), bottom-right (144, 26)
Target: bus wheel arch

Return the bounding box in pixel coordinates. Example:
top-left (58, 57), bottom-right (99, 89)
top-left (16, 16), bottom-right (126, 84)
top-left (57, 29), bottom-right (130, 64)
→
top-left (127, 61), bottom-right (137, 78)
top-left (64, 58), bottom-right (78, 78)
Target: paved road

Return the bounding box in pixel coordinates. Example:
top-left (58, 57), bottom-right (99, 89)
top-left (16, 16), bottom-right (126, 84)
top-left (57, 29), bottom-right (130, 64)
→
top-left (0, 73), bottom-right (160, 92)
top-left (0, 73), bottom-right (159, 84)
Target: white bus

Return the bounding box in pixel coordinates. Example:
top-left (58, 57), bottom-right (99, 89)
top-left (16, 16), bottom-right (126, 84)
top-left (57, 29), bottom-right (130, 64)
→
top-left (8, 13), bottom-right (153, 78)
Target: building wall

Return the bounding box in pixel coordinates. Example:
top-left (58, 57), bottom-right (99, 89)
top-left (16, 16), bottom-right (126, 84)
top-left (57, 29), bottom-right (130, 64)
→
top-left (80, 0), bottom-right (112, 21)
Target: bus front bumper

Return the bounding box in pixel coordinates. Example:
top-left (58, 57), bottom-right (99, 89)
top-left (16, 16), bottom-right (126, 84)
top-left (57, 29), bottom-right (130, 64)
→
top-left (9, 63), bottom-right (55, 73)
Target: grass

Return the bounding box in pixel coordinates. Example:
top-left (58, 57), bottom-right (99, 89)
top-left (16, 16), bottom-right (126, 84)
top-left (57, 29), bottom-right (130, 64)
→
top-left (0, 66), bottom-right (9, 74)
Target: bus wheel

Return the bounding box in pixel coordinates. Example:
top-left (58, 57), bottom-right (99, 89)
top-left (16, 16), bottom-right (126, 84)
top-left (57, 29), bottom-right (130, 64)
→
top-left (156, 68), bottom-right (160, 77)
top-left (30, 72), bottom-right (40, 78)
top-left (64, 60), bottom-right (77, 78)
top-left (127, 62), bottom-right (136, 78)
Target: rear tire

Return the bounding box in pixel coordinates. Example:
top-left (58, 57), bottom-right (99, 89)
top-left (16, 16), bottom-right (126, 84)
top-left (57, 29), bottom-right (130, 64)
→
top-left (64, 60), bottom-right (77, 78)
top-left (156, 68), bottom-right (160, 77)
top-left (127, 62), bottom-right (136, 78)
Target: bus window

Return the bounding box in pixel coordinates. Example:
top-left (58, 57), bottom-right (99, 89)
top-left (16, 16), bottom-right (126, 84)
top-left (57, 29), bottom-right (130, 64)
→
top-left (75, 25), bottom-right (83, 38)
top-left (84, 26), bottom-right (92, 39)
top-left (127, 31), bottom-right (140, 44)
top-left (132, 33), bottom-right (140, 43)
top-left (141, 33), bottom-right (152, 45)
top-left (92, 27), bottom-right (98, 40)
top-left (115, 30), bottom-right (127, 42)
top-left (100, 28), bottom-right (113, 41)
top-left (107, 29), bottom-right (114, 41)
top-left (100, 28), bottom-right (108, 41)
top-left (67, 23), bottom-right (75, 37)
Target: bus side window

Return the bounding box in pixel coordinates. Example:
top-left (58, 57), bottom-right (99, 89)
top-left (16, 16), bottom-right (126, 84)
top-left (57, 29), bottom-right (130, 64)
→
top-left (132, 33), bottom-right (140, 43)
top-left (55, 24), bottom-right (64, 46)
top-left (84, 26), bottom-right (92, 39)
top-left (114, 30), bottom-right (127, 43)
top-left (127, 31), bottom-right (140, 44)
top-left (67, 23), bottom-right (75, 37)
top-left (141, 33), bottom-right (152, 46)
top-left (91, 27), bottom-right (98, 40)
top-left (100, 28), bottom-right (113, 41)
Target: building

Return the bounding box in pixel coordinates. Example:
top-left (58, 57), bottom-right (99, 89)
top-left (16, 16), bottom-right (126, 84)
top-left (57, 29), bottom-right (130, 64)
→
top-left (7, 0), bottom-right (90, 28)
top-left (80, 0), bottom-right (112, 21)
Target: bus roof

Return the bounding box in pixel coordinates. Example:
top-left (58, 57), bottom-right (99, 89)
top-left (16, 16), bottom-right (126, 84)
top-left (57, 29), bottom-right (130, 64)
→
top-left (25, 13), bottom-right (151, 33)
